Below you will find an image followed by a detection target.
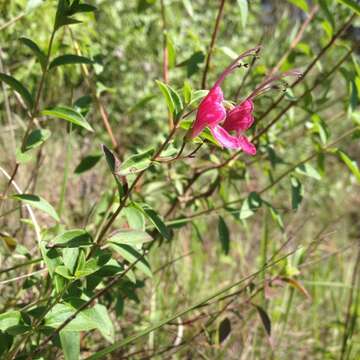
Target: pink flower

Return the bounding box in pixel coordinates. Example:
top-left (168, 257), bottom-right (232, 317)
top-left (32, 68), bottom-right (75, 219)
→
top-left (214, 99), bottom-right (256, 155)
top-left (188, 48), bottom-right (301, 156)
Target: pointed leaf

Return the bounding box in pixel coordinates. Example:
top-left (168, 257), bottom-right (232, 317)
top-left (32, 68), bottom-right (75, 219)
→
top-left (23, 129), bottom-right (51, 152)
top-left (134, 203), bottom-right (171, 240)
top-left (218, 317), bottom-right (231, 344)
top-left (12, 194), bottom-right (60, 221)
top-left (74, 154), bottom-right (101, 174)
top-left (0, 73), bottom-right (34, 110)
top-left (41, 106), bottom-right (93, 132)
top-left (218, 216), bottom-right (230, 255)
top-left (49, 54), bottom-right (93, 70)
top-left (254, 304), bottom-right (272, 339)
top-left (291, 176), bottom-right (303, 210)
top-left (338, 150), bottom-right (360, 183)
top-left (156, 80), bottom-right (183, 119)
top-left (47, 229), bottom-right (92, 248)
top-left (19, 37), bottom-right (47, 70)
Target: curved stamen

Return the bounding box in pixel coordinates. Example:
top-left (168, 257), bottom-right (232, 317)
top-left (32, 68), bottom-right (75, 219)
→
top-left (245, 69), bottom-right (302, 100)
top-left (214, 46), bottom-right (262, 88)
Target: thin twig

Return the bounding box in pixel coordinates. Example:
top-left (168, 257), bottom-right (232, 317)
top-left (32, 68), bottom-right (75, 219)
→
top-left (201, 0), bottom-right (226, 89)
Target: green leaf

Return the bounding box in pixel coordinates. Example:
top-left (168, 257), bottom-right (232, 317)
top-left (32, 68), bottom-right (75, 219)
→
top-left (74, 154), bottom-right (101, 174)
top-left (286, 0), bottom-right (309, 12)
top-left (74, 258), bottom-right (100, 279)
top-left (338, 150), bottom-right (360, 183)
top-left (12, 194), bottom-right (60, 221)
top-left (0, 311), bottom-right (21, 332)
top-left (218, 216), bottom-right (230, 255)
top-left (134, 203), bottom-right (171, 240)
top-left (41, 106), bottom-right (93, 132)
top-left (55, 265), bottom-right (75, 279)
top-left (89, 305), bottom-right (114, 343)
top-left (295, 163), bottom-right (321, 180)
top-left (218, 317), bottom-right (231, 344)
top-left (336, 0), bottom-right (360, 14)
top-left (156, 80), bottom-right (183, 119)
top-left (237, 0), bottom-right (248, 29)
top-left (291, 176), bottom-right (303, 210)
top-left (183, 80), bottom-right (192, 104)
top-left (70, 3), bottom-right (97, 14)
top-left (107, 229), bottom-right (152, 246)
top-left (239, 192), bottom-right (262, 220)
top-left (118, 148), bottom-right (154, 176)
top-left (124, 205), bottom-right (145, 231)
top-left (19, 37), bottom-right (47, 70)
top-left (254, 304), bottom-right (272, 338)
top-left (0, 331), bottom-right (13, 355)
top-left (166, 35), bottom-right (176, 69)
top-left (102, 144), bottom-right (118, 173)
top-left (49, 54), bottom-right (93, 70)
top-left (23, 128), bottom-right (51, 152)
top-left (109, 243), bottom-right (152, 278)
top-left (178, 51), bottom-right (205, 77)
top-left (60, 331), bottom-right (80, 360)
top-left (47, 229), bottom-right (92, 248)
top-left (45, 303), bottom-right (96, 332)
top-left (0, 73), bottom-right (34, 110)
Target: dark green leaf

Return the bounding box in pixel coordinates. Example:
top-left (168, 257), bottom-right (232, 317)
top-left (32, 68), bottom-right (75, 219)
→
top-left (41, 106), bottom-right (93, 132)
top-left (0, 73), bottom-right (34, 110)
top-left (47, 229), bottom-right (92, 248)
top-left (23, 129), bottom-right (51, 152)
top-left (102, 144), bottom-right (118, 173)
top-left (240, 192), bottom-right (262, 219)
top-left (49, 54), bottom-right (93, 70)
top-left (19, 37), bottom-right (46, 70)
top-left (291, 176), bottom-right (303, 210)
top-left (218, 317), bottom-right (231, 344)
top-left (178, 51), bottom-right (205, 77)
top-left (254, 304), bottom-right (271, 337)
top-left (74, 154), bottom-right (101, 174)
top-left (218, 216), bottom-right (230, 255)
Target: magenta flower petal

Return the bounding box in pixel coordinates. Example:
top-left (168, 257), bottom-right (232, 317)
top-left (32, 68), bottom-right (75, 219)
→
top-left (210, 125), bottom-right (242, 149)
top-left (238, 135), bottom-right (256, 155)
top-left (190, 86), bottom-right (226, 138)
top-left (223, 99), bottom-right (254, 132)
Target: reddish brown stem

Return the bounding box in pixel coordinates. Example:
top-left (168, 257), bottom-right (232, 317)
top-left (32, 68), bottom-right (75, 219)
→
top-left (201, 0), bottom-right (226, 89)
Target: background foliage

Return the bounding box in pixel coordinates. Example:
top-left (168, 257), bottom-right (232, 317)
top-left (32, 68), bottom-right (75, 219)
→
top-left (0, 0), bottom-right (359, 359)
